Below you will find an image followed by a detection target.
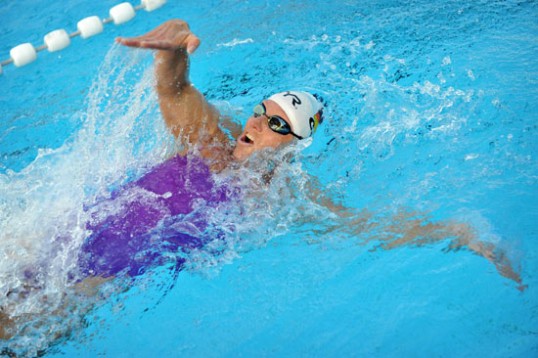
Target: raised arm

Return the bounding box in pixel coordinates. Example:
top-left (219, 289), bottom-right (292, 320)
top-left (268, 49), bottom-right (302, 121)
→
top-left (117, 20), bottom-right (229, 151)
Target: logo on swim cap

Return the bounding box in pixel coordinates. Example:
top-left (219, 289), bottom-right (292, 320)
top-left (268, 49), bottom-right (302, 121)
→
top-left (268, 91), bottom-right (323, 139)
top-left (283, 91), bottom-right (302, 108)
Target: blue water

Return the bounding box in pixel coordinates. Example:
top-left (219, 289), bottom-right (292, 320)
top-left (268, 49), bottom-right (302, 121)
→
top-left (1, 0), bottom-right (537, 357)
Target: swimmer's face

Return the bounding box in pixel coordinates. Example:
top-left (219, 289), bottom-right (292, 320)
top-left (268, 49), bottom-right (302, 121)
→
top-left (233, 100), bottom-right (295, 161)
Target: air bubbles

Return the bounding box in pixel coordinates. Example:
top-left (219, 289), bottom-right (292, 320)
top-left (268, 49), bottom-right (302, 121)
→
top-left (420, 80), bottom-right (441, 95)
top-left (464, 153), bottom-right (479, 161)
top-left (467, 69), bottom-right (475, 80)
top-left (437, 71), bottom-right (447, 84)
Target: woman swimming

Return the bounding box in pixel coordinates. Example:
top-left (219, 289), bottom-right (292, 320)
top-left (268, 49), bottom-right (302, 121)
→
top-left (0, 19), bottom-right (326, 342)
top-left (75, 19), bottom-right (325, 280)
top-left (0, 18), bottom-right (524, 346)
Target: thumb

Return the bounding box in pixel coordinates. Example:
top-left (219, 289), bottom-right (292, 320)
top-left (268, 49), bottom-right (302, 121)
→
top-left (186, 35), bottom-right (201, 54)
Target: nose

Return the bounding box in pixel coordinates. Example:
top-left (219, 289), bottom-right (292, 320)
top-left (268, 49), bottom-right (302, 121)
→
top-left (248, 114), bottom-right (265, 132)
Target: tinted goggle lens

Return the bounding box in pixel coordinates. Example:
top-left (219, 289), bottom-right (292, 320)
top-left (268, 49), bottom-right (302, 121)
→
top-left (268, 116), bottom-right (291, 134)
top-left (253, 104), bottom-right (265, 117)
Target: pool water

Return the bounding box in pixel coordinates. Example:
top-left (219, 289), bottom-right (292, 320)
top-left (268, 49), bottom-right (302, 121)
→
top-left (1, 0), bottom-right (537, 356)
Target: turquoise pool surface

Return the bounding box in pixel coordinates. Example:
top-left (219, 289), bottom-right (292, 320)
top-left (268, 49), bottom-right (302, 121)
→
top-left (1, 0), bottom-right (537, 356)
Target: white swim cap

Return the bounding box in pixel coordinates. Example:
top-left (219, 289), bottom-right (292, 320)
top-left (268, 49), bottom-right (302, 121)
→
top-left (268, 91), bottom-right (324, 139)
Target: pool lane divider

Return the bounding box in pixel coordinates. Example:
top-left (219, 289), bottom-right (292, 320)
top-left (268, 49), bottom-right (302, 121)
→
top-left (0, 0), bottom-right (166, 75)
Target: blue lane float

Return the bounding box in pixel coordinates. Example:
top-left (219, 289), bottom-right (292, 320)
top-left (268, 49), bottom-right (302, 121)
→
top-left (0, 0), bottom-right (166, 75)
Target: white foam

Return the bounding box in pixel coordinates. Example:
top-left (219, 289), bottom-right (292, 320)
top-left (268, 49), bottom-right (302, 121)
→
top-left (464, 153), bottom-right (480, 161)
top-left (217, 38), bottom-right (254, 47)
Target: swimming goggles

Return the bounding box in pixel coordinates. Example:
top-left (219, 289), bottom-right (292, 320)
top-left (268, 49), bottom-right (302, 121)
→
top-left (253, 103), bottom-right (303, 139)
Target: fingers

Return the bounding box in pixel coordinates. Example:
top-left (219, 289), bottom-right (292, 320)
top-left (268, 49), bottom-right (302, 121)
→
top-left (116, 36), bottom-right (172, 50)
top-left (116, 37), bottom-right (139, 47)
top-left (116, 19), bottom-right (200, 52)
top-left (116, 37), bottom-right (150, 49)
top-left (186, 35), bottom-right (201, 54)
top-left (116, 29), bottom-right (167, 46)
top-left (117, 34), bottom-right (200, 53)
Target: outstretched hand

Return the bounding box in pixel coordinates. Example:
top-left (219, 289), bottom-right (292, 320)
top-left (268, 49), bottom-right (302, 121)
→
top-left (116, 19), bottom-right (200, 54)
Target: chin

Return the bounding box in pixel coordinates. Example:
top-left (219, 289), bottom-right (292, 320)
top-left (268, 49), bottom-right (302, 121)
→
top-left (232, 148), bottom-right (250, 161)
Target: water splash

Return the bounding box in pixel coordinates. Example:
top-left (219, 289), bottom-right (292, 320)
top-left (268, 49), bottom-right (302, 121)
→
top-left (0, 45), bottom-right (171, 355)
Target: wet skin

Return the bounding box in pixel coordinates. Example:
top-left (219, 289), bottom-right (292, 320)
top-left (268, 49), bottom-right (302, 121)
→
top-left (233, 100), bottom-right (295, 161)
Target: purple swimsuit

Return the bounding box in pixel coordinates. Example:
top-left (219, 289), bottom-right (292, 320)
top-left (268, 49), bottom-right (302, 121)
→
top-left (77, 156), bottom-right (229, 278)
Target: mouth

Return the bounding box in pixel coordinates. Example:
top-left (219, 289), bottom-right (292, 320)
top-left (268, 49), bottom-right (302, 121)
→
top-left (239, 133), bottom-right (254, 145)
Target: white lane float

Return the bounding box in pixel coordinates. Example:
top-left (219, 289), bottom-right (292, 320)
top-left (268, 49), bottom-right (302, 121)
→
top-left (0, 0), bottom-right (166, 74)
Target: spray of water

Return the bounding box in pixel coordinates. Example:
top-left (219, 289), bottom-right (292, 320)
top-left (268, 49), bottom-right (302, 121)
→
top-left (1, 19), bottom-right (529, 355)
top-left (0, 44), bottom-right (173, 355)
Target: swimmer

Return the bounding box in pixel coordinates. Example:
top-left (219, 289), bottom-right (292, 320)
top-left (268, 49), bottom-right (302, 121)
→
top-left (114, 19), bottom-right (524, 289)
top-left (0, 19), bottom-right (524, 347)
top-left (1, 19), bottom-right (326, 343)
top-left (76, 19), bottom-right (326, 281)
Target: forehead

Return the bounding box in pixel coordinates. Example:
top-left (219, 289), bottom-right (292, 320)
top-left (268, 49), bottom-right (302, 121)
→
top-left (263, 99), bottom-right (290, 122)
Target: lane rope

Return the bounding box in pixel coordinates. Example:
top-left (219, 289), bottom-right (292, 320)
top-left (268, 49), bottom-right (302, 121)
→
top-left (0, 0), bottom-right (166, 75)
